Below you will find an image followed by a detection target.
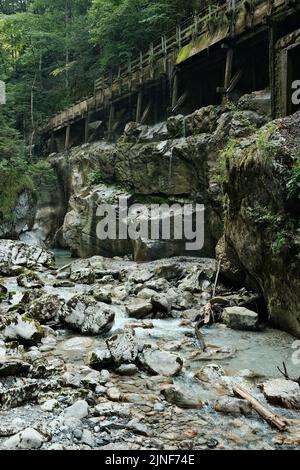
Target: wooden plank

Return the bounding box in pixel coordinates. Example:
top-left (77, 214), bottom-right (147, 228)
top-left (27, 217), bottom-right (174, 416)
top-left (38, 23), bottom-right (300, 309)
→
top-left (224, 48), bottom-right (234, 90)
top-left (269, 23), bottom-right (277, 119)
top-left (136, 91), bottom-right (143, 122)
top-left (65, 124), bottom-right (71, 150)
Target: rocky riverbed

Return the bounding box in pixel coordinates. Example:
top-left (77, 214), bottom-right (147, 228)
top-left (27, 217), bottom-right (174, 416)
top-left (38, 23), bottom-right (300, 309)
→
top-left (0, 241), bottom-right (299, 450)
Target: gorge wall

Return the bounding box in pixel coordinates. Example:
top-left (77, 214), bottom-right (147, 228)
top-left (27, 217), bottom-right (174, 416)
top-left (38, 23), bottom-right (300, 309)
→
top-left (2, 89), bottom-right (300, 337)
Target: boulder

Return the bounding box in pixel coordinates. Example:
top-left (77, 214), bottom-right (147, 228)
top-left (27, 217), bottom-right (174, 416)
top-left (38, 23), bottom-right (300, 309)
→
top-left (0, 240), bottom-right (54, 269)
top-left (27, 294), bottom-right (66, 324)
top-left (63, 295), bottom-right (115, 335)
top-left (151, 293), bottom-right (172, 315)
top-left (222, 306), bottom-right (259, 331)
top-left (215, 397), bottom-right (252, 416)
top-left (0, 359), bottom-right (32, 377)
top-left (126, 299), bottom-right (153, 318)
top-left (64, 400), bottom-right (89, 420)
top-left (93, 285), bottom-right (113, 304)
top-left (238, 89), bottom-right (271, 117)
top-left (4, 428), bottom-right (45, 450)
top-left (261, 379), bottom-right (300, 410)
top-left (1, 314), bottom-right (44, 346)
top-left (106, 330), bottom-right (138, 367)
top-left (138, 346), bottom-right (183, 376)
top-left (162, 386), bottom-right (204, 409)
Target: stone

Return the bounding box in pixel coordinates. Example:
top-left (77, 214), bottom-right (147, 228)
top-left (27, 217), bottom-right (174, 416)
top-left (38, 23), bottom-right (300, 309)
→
top-left (261, 379), bottom-right (300, 410)
top-left (106, 330), bottom-right (138, 367)
top-left (89, 349), bottom-right (113, 370)
top-left (162, 386), bottom-right (204, 409)
top-left (64, 400), bottom-right (89, 420)
top-left (27, 294), bottom-right (67, 324)
top-left (137, 288), bottom-right (157, 300)
top-left (70, 268), bottom-right (95, 284)
top-left (194, 364), bottom-right (225, 384)
top-left (127, 419), bottom-right (153, 437)
top-left (63, 295), bottom-right (115, 335)
top-left (151, 293), bottom-right (172, 315)
top-left (94, 403), bottom-right (132, 418)
top-left (4, 428), bottom-right (45, 450)
top-left (115, 364), bottom-right (138, 376)
top-left (138, 346), bottom-right (183, 376)
top-left (126, 299), bottom-right (153, 318)
top-left (222, 306), bottom-right (259, 331)
top-left (155, 263), bottom-right (182, 281)
top-left (107, 387), bottom-right (121, 402)
top-left (17, 271), bottom-right (45, 289)
top-left (0, 359), bottom-right (31, 377)
top-left (81, 429), bottom-right (95, 447)
top-left (2, 314), bottom-right (44, 346)
top-left (214, 397), bottom-right (252, 416)
top-left (41, 399), bottom-right (59, 412)
top-left (0, 240), bottom-right (54, 269)
top-left (238, 89), bottom-right (271, 116)
top-left (93, 285), bottom-right (113, 304)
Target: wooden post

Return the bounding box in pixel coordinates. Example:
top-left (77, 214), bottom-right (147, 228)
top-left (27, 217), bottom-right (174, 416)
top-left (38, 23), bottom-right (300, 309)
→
top-left (65, 124), bottom-right (70, 150)
top-left (224, 48), bottom-right (234, 91)
top-left (269, 23), bottom-right (277, 119)
top-left (136, 91), bottom-right (143, 123)
top-left (172, 72), bottom-right (179, 110)
top-left (149, 43), bottom-right (154, 80)
top-left (139, 51), bottom-right (143, 85)
top-left (84, 113), bottom-right (90, 143)
top-left (108, 103), bottom-right (115, 140)
top-left (50, 132), bottom-right (55, 153)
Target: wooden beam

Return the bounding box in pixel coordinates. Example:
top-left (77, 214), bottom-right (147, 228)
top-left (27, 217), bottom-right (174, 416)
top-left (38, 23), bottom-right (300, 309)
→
top-left (136, 91), bottom-right (143, 122)
top-left (227, 69), bottom-right (243, 93)
top-left (224, 47), bottom-right (234, 91)
top-left (84, 113), bottom-right (90, 143)
top-left (141, 101), bottom-right (152, 125)
top-left (65, 124), bottom-right (71, 150)
top-left (108, 103), bottom-right (115, 140)
top-left (171, 72), bottom-right (179, 109)
top-left (269, 23), bottom-right (277, 119)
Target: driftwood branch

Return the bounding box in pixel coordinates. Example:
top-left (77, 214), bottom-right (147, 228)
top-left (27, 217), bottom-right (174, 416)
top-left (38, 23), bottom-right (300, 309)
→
top-left (233, 385), bottom-right (287, 432)
top-left (277, 362), bottom-right (300, 386)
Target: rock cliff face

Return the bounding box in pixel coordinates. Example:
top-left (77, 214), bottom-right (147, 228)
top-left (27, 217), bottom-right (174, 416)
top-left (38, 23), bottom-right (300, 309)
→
top-left (49, 96), bottom-right (268, 261)
top-left (218, 111), bottom-right (300, 337)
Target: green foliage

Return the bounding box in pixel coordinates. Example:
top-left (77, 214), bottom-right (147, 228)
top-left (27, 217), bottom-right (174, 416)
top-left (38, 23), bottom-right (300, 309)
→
top-left (88, 170), bottom-right (103, 186)
top-left (248, 204), bottom-right (278, 227)
top-left (287, 148), bottom-right (300, 199)
top-left (272, 231), bottom-right (289, 256)
top-left (215, 138), bottom-right (239, 184)
top-left (256, 123), bottom-right (277, 161)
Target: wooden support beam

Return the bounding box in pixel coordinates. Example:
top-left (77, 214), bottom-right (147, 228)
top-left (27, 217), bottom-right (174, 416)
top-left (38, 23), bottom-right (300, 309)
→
top-left (140, 101), bottom-right (152, 125)
top-left (136, 91), bottom-right (143, 123)
top-left (172, 91), bottom-right (188, 113)
top-left (108, 103), bottom-right (115, 140)
top-left (171, 72), bottom-right (179, 110)
top-left (224, 47), bottom-right (234, 91)
top-left (50, 132), bottom-right (55, 153)
top-left (269, 23), bottom-right (277, 119)
top-left (227, 69), bottom-right (243, 93)
top-left (65, 124), bottom-right (71, 151)
top-left (84, 113), bottom-right (91, 143)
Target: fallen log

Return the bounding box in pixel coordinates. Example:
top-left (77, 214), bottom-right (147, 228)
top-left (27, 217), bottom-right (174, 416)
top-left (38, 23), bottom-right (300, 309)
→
top-left (57, 263), bottom-right (71, 273)
top-left (233, 385), bottom-right (287, 432)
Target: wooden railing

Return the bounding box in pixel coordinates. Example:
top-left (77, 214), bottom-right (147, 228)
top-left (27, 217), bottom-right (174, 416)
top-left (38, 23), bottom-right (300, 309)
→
top-left (46, 0), bottom-right (287, 132)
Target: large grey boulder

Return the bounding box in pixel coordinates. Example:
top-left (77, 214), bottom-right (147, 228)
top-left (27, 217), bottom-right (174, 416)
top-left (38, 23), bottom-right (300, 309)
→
top-left (63, 295), bottom-right (115, 335)
top-left (138, 346), bottom-right (183, 376)
top-left (27, 293), bottom-right (67, 324)
top-left (0, 240), bottom-right (54, 269)
top-left (261, 379), bottom-right (300, 410)
top-left (4, 428), bottom-right (45, 450)
top-left (106, 330), bottom-right (138, 367)
top-left (222, 306), bottom-right (259, 331)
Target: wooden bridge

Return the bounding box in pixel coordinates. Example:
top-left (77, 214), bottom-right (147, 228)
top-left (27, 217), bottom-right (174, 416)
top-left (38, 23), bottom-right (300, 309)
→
top-left (43, 0), bottom-right (300, 151)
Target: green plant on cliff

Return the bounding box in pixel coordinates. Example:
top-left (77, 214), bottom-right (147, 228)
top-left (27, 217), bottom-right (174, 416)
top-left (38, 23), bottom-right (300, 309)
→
top-left (88, 170), bottom-right (103, 186)
top-left (272, 230), bottom-right (290, 256)
top-left (215, 137), bottom-right (240, 184)
top-left (287, 149), bottom-right (300, 200)
top-left (256, 123), bottom-right (277, 162)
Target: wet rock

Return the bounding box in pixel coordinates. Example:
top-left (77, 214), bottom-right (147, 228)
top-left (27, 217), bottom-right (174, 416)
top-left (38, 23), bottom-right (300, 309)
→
top-left (93, 285), bottom-right (112, 304)
top-left (2, 314), bottom-right (44, 346)
top-left (4, 427), bottom-right (45, 450)
top-left (155, 263), bottom-right (182, 281)
top-left (64, 400), bottom-right (89, 420)
top-left (138, 346), bottom-right (183, 376)
top-left (261, 379), bottom-right (300, 410)
top-left (21, 289), bottom-right (45, 305)
top-left (127, 419), bottom-right (153, 437)
top-left (89, 349), bottom-right (113, 370)
top-left (162, 386), bottom-right (204, 409)
top-left (0, 240), bottom-right (54, 269)
top-left (0, 284), bottom-right (8, 302)
top-left (27, 294), bottom-right (67, 324)
top-left (106, 330), bottom-right (138, 367)
top-left (238, 89), bottom-right (271, 117)
top-left (215, 397), bottom-right (252, 416)
top-left (64, 295), bottom-right (115, 335)
top-left (41, 399), bottom-right (58, 412)
top-left (137, 288), bottom-right (157, 300)
top-left (127, 269), bottom-right (153, 284)
top-left (107, 387), bottom-right (121, 402)
top-left (53, 280), bottom-right (75, 288)
top-left (70, 268), bottom-right (95, 284)
top-left (151, 294), bottom-right (172, 315)
top-left (94, 402), bottom-right (132, 418)
top-left (194, 364), bottom-right (225, 384)
top-left (17, 271), bottom-right (45, 289)
top-left (222, 306), bottom-right (259, 331)
top-left (0, 359), bottom-right (31, 377)
top-left (126, 299), bottom-right (153, 318)
top-left (115, 364), bottom-right (138, 376)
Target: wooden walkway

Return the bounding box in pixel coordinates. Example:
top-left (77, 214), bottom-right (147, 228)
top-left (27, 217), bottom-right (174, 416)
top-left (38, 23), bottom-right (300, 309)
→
top-left (44, 0), bottom-right (296, 137)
